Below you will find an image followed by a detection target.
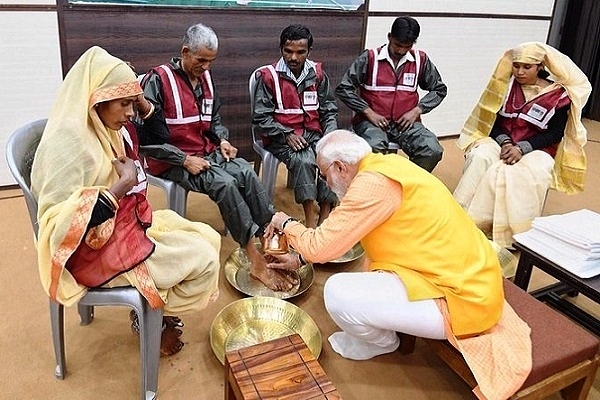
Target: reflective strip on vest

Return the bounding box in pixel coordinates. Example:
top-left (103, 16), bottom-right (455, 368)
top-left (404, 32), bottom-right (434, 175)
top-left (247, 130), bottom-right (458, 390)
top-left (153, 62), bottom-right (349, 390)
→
top-left (498, 78), bottom-right (570, 130)
top-left (363, 48), bottom-right (421, 93)
top-left (159, 65), bottom-right (214, 124)
top-left (264, 65), bottom-right (318, 114)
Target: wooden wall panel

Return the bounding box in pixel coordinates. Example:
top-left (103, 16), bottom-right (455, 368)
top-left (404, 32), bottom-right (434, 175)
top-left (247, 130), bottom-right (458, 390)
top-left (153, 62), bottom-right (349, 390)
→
top-left (59, 3), bottom-right (364, 158)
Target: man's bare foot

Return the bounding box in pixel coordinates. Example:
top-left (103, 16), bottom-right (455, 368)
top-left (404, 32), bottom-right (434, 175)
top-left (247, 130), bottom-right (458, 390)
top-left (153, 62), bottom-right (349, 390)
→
top-left (246, 242), bottom-right (294, 291)
top-left (317, 202), bottom-right (333, 226)
top-left (161, 326), bottom-right (184, 357)
top-left (303, 200), bottom-right (317, 229)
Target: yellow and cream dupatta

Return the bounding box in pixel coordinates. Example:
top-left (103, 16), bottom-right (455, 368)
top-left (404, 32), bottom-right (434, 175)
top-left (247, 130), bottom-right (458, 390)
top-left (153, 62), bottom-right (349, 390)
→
top-left (31, 46), bottom-right (152, 306)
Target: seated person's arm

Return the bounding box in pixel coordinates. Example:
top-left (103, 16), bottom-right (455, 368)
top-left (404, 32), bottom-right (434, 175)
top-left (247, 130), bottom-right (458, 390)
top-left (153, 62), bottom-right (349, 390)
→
top-left (138, 72), bottom-right (170, 145)
top-left (516, 106), bottom-right (569, 154)
top-left (417, 54), bottom-right (448, 114)
top-left (252, 73), bottom-right (294, 138)
top-left (208, 92), bottom-right (230, 143)
top-left (334, 50), bottom-right (371, 115)
top-left (318, 71), bottom-right (339, 134)
top-left (490, 120), bottom-right (513, 146)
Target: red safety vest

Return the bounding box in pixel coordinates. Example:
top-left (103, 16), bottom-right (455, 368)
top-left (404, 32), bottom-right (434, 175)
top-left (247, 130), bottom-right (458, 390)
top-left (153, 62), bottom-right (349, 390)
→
top-left (258, 63), bottom-right (323, 146)
top-left (146, 64), bottom-right (217, 175)
top-left (354, 47), bottom-right (425, 125)
top-left (497, 78), bottom-right (571, 157)
top-left (66, 123), bottom-right (155, 287)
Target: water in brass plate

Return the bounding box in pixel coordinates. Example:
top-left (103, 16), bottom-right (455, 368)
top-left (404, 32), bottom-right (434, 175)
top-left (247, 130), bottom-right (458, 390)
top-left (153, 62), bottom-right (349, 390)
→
top-left (224, 243), bottom-right (315, 299)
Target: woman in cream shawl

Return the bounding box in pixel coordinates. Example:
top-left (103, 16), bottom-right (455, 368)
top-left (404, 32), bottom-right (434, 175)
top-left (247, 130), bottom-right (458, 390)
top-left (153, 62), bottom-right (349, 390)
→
top-left (31, 46), bottom-right (221, 356)
top-left (454, 42), bottom-right (591, 247)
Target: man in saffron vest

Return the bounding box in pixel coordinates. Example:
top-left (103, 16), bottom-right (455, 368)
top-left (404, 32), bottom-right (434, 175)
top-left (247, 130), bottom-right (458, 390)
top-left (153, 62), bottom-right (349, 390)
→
top-left (141, 23), bottom-right (297, 292)
top-left (252, 24), bottom-right (339, 228)
top-left (263, 130), bottom-right (533, 399)
top-left (336, 16), bottom-right (447, 172)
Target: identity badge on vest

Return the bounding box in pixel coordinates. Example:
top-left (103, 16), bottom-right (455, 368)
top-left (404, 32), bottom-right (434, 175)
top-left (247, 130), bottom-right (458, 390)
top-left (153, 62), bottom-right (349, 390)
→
top-left (527, 104), bottom-right (548, 121)
top-left (402, 73), bottom-right (416, 87)
top-left (303, 91), bottom-right (318, 106)
top-left (201, 98), bottom-right (214, 116)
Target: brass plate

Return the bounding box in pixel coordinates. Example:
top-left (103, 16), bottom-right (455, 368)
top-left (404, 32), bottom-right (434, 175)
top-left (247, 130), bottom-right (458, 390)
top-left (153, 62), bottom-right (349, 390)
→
top-left (210, 296), bottom-right (322, 364)
top-left (328, 242), bottom-right (365, 263)
top-left (224, 246), bottom-right (314, 299)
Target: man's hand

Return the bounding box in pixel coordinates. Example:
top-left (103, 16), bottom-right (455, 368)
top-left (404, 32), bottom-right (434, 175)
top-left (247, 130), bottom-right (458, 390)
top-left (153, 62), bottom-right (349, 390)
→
top-left (285, 133), bottom-right (308, 152)
top-left (269, 211), bottom-right (292, 232)
top-left (219, 140), bottom-right (238, 162)
top-left (183, 155), bottom-right (211, 174)
top-left (265, 253), bottom-right (302, 271)
top-left (364, 108), bottom-right (389, 131)
top-left (395, 106), bottom-right (422, 132)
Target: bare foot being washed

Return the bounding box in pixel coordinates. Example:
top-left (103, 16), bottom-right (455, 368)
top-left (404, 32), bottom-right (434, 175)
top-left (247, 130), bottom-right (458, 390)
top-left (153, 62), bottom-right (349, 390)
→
top-left (246, 242), bottom-right (294, 291)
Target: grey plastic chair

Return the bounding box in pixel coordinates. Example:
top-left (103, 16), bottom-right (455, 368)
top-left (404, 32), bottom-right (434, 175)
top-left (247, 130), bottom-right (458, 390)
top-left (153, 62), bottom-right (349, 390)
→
top-left (249, 67), bottom-right (293, 201)
top-left (146, 173), bottom-right (189, 217)
top-left (6, 119), bottom-right (163, 400)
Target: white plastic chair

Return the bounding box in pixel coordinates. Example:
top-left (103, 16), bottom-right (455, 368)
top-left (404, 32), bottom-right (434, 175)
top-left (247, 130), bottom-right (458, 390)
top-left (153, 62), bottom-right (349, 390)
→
top-left (6, 119), bottom-right (163, 400)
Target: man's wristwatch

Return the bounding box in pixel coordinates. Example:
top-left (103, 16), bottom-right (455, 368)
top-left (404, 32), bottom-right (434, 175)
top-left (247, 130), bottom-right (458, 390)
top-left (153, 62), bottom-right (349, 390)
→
top-left (281, 217), bottom-right (297, 231)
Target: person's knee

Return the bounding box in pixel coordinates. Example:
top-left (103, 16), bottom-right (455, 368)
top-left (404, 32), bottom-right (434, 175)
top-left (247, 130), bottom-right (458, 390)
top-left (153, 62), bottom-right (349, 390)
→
top-left (324, 274), bottom-right (348, 314)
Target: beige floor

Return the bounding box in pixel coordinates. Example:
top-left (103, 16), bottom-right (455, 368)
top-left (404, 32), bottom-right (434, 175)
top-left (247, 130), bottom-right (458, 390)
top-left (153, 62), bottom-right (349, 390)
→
top-left (1, 120), bottom-right (600, 400)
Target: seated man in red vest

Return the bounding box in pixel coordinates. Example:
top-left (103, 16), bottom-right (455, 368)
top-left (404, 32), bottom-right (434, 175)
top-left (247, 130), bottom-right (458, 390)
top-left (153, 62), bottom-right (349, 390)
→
top-left (252, 24), bottom-right (339, 228)
top-left (336, 16), bottom-right (447, 172)
top-left (140, 23), bottom-right (296, 291)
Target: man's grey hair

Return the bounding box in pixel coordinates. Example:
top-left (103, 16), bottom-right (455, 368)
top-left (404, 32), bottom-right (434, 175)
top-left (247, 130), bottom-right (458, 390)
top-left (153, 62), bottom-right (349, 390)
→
top-left (316, 129), bottom-right (372, 166)
top-left (183, 23), bottom-right (218, 52)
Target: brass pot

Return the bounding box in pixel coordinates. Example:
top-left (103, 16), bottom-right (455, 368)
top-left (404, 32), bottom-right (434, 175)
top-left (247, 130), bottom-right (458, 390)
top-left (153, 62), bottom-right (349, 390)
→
top-left (261, 230), bottom-right (288, 254)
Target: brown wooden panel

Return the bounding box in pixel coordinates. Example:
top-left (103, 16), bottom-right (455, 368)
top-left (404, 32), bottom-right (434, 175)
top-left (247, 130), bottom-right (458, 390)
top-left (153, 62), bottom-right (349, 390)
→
top-left (58, 2), bottom-right (364, 158)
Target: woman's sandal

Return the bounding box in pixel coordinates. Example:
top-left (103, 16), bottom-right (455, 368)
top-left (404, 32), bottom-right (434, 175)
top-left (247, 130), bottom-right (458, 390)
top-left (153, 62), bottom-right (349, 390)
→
top-left (129, 310), bottom-right (184, 356)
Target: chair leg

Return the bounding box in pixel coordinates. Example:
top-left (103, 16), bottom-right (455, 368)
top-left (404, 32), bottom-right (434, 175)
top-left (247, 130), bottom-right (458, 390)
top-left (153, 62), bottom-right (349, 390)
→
top-left (253, 154), bottom-right (262, 176)
top-left (136, 302), bottom-right (163, 400)
top-left (168, 184), bottom-right (189, 218)
top-left (397, 333), bottom-right (417, 355)
top-left (262, 154), bottom-right (280, 201)
top-left (77, 303), bottom-right (94, 325)
top-left (49, 299), bottom-right (66, 379)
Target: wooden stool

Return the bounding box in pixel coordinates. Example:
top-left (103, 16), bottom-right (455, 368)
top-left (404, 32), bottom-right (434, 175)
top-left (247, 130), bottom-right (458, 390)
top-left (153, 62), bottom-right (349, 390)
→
top-left (225, 334), bottom-right (341, 400)
top-left (399, 279), bottom-right (600, 399)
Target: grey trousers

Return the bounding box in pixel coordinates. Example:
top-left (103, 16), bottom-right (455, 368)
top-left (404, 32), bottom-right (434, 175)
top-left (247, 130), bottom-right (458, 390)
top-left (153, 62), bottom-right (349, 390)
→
top-left (160, 151), bottom-right (274, 247)
top-left (354, 120), bottom-right (443, 172)
top-left (265, 130), bottom-right (338, 205)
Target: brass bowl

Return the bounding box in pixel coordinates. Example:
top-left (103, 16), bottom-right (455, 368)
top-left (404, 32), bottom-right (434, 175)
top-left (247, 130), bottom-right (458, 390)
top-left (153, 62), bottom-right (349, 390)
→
top-left (224, 246), bottom-right (314, 299)
top-left (210, 297), bottom-right (322, 365)
top-left (328, 242), bottom-right (365, 263)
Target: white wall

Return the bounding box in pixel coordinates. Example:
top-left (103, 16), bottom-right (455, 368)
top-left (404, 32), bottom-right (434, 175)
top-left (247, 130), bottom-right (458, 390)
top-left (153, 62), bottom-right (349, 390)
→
top-left (0, 9), bottom-right (62, 186)
top-left (368, 0), bottom-right (554, 16)
top-left (365, 0), bottom-right (555, 136)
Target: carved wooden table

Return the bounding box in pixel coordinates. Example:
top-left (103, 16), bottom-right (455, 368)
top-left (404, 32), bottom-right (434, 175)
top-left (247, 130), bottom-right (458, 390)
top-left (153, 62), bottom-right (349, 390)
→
top-left (224, 334), bottom-right (341, 400)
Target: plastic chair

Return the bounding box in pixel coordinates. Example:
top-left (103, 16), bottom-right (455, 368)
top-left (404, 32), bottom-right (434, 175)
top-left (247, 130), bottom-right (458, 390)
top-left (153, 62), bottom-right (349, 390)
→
top-left (249, 67), bottom-right (292, 200)
top-left (6, 119), bottom-right (163, 400)
top-left (146, 173), bottom-right (189, 218)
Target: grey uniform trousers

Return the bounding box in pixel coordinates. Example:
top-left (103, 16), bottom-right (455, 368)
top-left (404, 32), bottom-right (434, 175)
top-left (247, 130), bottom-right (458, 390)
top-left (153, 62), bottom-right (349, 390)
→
top-left (354, 120), bottom-right (443, 172)
top-left (265, 130), bottom-right (337, 205)
top-left (160, 150), bottom-right (274, 247)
